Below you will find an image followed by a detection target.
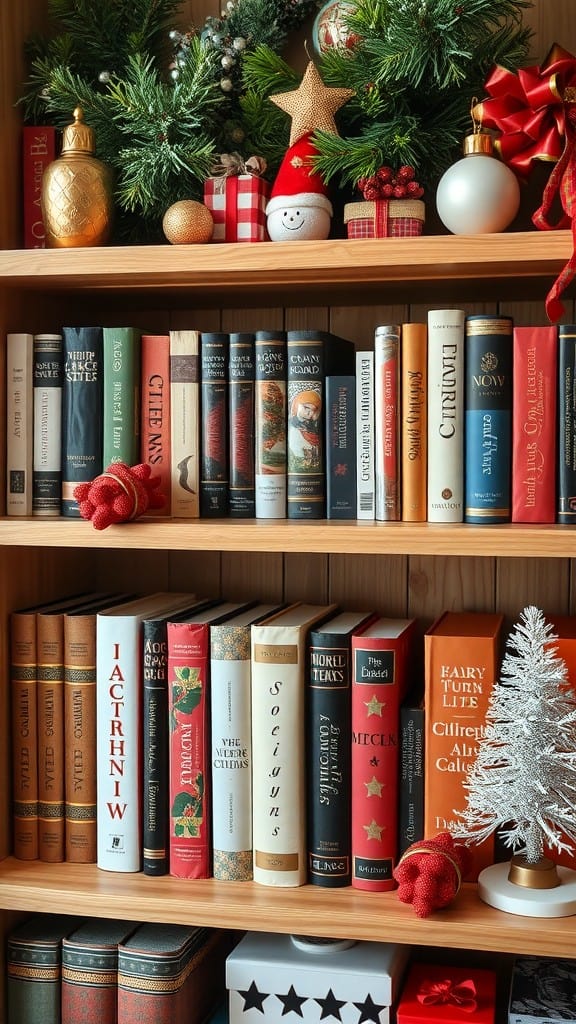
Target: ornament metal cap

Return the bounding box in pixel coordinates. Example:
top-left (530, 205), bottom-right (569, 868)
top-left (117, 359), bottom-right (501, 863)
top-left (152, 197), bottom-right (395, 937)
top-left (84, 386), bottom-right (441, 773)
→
top-left (508, 854), bottom-right (560, 889)
top-left (463, 131), bottom-right (493, 156)
top-left (61, 106), bottom-right (95, 155)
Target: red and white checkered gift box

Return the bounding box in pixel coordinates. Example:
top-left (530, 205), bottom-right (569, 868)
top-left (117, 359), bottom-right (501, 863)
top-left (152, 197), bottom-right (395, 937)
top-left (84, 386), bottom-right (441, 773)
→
top-left (344, 198), bottom-right (425, 238)
top-left (204, 173), bottom-right (270, 243)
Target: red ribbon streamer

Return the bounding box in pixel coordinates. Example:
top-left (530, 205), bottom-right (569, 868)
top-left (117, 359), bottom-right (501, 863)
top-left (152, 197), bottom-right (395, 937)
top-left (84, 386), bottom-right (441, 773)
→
top-left (225, 175), bottom-right (239, 243)
top-left (417, 979), bottom-right (478, 1013)
top-left (375, 200), bottom-right (389, 237)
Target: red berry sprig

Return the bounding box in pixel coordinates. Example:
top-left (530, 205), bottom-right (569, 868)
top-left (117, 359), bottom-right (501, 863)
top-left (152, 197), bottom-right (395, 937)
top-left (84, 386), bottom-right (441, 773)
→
top-left (356, 165), bottom-right (424, 201)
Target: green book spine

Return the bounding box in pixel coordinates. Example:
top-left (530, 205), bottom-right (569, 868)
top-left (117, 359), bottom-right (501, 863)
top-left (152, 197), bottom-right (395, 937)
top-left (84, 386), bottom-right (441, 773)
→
top-left (103, 326), bottom-right (142, 467)
top-left (7, 914), bottom-right (77, 1024)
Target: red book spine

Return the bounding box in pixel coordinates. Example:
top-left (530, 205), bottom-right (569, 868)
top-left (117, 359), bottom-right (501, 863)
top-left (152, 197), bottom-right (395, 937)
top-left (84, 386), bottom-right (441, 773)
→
top-left (140, 334), bottom-right (171, 514)
top-left (167, 621), bottom-right (210, 878)
top-left (512, 325), bottom-right (557, 523)
top-left (22, 126), bottom-right (56, 248)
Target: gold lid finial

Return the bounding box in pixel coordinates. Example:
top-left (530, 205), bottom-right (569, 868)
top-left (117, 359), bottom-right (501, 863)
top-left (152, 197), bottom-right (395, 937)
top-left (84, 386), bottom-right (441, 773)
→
top-left (462, 96), bottom-right (494, 156)
top-left (61, 106), bottom-right (96, 155)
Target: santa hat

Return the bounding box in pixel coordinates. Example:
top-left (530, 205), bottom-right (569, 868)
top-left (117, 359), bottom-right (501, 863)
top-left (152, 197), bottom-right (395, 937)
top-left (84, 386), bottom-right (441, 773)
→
top-left (266, 133), bottom-right (333, 217)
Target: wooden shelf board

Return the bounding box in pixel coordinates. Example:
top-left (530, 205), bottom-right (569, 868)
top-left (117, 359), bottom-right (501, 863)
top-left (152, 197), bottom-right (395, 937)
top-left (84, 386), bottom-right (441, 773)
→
top-left (1, 517), bottom-right (575, 557)
top-left (0, 860), bottom-right (573, 957)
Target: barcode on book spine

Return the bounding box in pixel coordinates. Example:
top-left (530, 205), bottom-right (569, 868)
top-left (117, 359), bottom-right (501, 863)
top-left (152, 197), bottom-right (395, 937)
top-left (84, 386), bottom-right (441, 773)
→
top-left (359, 493), bottom-right (374, 511)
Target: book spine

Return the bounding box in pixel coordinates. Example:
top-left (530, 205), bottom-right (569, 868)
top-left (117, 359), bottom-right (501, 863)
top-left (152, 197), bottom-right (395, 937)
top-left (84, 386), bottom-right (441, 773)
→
top-left (401, 323), bottom-right (427, 522)
top-left (355, 350), bottom-right (375, 520)
top-left (557, 325), bottom-right (576, 524)
top-left (102, 326), bottom-right (141, 467)
top-left (140, 334), bottom-right (171, 514)
top-left (37, 613), bottom-right (65, 861)
top-left (142, 617), bottom-right (171, 875)
top-left (254, 330), bottom-right (287, 518)
top-left (200, 333), bottom-right (229, 517)
top-left (464, 315), bottom-right (513, 524)
top-left (61, 327), bottom-right (104, 517)
top-left (22, 125), bottom-right (56, 248)
top-left (169, 330), bottom-right (200, 518)
top-left (10, 612), bottom-right (39, 859)
top-left (512, 325), bottom-right (557, 523)
top-left (427, 309), bottom-right (465, 522)
top-left (8, 935), bottom-right (64, 1024)
top-left (398, 701), bottom-right (425, 857)
top-left (375, 325), bottom-right (401, 521)
top-left (229, 333), bottom-right (256, 517)
top-left (210, 623), bottom-right (253, 881)
top-left (286, 332), bottom-right (326, 519)
top-left (64, 613), bottom-right (98, 862)
top-left (326, 375), bottom-right (356, 519)
top-left (6, 333), bottom-right (34, 516)
top-left (168, 622), bottom-right (211, 878)
top-left (62, 945), bottom-right (120, 1024)
top-left (33, 333), bottom-right (63, 516)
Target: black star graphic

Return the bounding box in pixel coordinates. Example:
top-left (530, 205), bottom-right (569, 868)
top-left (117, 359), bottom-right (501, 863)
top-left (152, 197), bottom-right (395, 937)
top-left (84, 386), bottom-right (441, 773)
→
top-left (277, 985), bottom-right (308, 1016)
top-left (369, 755), bottom-right (380, 766)
top-left (315, 988), bottom-right (346, 1021)
top-left (238, 981), bottom-right (270, 1013)
top-left (354, 994), bottom-right (386, 1024)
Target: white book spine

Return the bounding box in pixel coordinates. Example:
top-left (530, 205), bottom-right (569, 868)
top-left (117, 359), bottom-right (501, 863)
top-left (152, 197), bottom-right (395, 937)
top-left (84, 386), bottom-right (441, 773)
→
top-left (427, 309), bottom-right (465, 522)
top-left (6, 333), bottom-right (34, 516)
top-left (355, 350), bottom-right (375, 519)
top-left (374, 326), bottom-right (401, 521)
top-left (33, 333), bottom-right (62, 517)
top-left (251, 624), bottom-right (307, 886)
top-left (169, 330), bottom-right (200, 518)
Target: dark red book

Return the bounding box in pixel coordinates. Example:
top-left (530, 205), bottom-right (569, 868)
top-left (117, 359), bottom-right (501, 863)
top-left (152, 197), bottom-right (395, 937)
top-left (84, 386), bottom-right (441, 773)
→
top-left (62, 918), bottom-right (137, 1024)
top-left (22, 125), bottom-right (56, 248)
top-left (512, 324), bottom-right (557, 523)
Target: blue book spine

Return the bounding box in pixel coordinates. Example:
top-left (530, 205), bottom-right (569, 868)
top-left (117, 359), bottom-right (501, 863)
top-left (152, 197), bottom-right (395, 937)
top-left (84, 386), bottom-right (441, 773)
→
top-left (464, 315), bottom-right (513, 524)
top-left (61, 327), bottom-right (104, 517)
top-left (326, 374), bottom-right (357, 520)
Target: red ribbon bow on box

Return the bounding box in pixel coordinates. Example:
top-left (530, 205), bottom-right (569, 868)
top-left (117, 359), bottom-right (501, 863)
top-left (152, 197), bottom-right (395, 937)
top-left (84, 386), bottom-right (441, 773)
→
top-left (417, 979), bottom-right (478, 1013)
top-left (476, 44), bottom-right (576, 322)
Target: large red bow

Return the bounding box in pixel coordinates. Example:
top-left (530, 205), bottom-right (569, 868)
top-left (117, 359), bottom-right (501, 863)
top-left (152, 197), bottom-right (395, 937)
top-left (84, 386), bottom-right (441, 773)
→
top-left (417, 979), bottom-right (478, 1013)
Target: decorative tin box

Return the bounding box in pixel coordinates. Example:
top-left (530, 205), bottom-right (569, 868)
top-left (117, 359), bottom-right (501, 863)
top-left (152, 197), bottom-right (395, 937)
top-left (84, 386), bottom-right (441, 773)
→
top-left (508, 956), bottom-right (576, 1024)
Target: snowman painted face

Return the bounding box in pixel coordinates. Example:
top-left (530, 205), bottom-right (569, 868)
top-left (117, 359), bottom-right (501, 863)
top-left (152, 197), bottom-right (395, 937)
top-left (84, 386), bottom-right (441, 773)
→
top-left (266, 194), bottom-right (332, 242)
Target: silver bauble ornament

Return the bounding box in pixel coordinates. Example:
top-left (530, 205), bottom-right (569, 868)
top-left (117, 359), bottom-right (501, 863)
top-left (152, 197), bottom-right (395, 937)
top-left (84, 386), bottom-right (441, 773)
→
top-left (436, 133), bottom-right (520, 235)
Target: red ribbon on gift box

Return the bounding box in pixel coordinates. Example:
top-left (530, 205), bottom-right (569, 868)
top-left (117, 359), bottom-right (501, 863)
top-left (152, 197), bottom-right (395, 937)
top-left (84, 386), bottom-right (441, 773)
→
top-left (209, 153), bottom-right (268, 242)
top-left (476, 45), bottom-right (576, 322)
top-left (416, 978), bottom-right (478, 1013)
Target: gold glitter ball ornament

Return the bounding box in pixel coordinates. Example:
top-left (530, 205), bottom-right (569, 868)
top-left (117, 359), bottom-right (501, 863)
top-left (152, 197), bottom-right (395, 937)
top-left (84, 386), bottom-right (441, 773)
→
top-left (163, 200), bottom-right (214, 244)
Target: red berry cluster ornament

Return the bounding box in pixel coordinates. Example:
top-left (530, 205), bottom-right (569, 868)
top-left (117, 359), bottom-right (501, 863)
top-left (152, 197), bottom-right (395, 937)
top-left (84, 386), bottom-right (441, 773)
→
top-left (356, 165), bottom-right (424, 201)
top-left (74, 462), bottom-right (166, 530)
top-left (392, 831), bottom-right (472, 917)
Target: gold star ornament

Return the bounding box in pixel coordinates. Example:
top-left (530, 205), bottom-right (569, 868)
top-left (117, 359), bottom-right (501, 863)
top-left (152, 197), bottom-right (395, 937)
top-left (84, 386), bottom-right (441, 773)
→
top-left (270, 61), bottom-right (354, 147)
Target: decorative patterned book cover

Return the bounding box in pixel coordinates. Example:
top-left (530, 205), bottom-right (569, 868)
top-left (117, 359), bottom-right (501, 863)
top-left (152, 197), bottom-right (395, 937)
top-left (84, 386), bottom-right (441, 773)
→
top-left (118, 924), bottom-right (231, 1024)
top-left (7, 913), bottom-right (78, 1024)
top-left (325, 375), bottom-right (357, 519)
top-left (557, 324), bottom-right (576, 524)
top-left (251, 602), bottom-right (337, 886)
top-left (200, 331), bottom-right (229, 517)
top-left (286, 331), bottom-right (355, 520)
top-left (62, 918), bottom-right (138, 1024)
top-left (307, 610), bottom-right (375, 887)
top-left (170, 329), bottom-right (200, 518)
top-left (512, 325), bottom-right (557, 524)
top-left (424, 610), bottom-right (504, 880)
top-left (401, 323), bottom-right (427, 522)
top-left (140, 333), bottom-right (171, 514)
top-left (464, 314), bottom-right (513, 524)
top-left (374, 325), bottom-right (401, 521)
top-left (398, 690), bottom-right (425, 857)
top-left (22, 125), bottom-right (56, 248)
top-left (102, 326), bottom-right (142, 467)
top-left (255, 330), bottom-right (287, 519)
top-left (37, 600), bottom-right (73, 862)
top-left (210, 603), bottom-right (282, 881)
top-left (508, 956), bottom-right (576, 1024)
top-left (229, 332), bottom-right (256, 517)
top-left (350, 617), bottom-right (416, 891)
top-left (6, 332), bottom-right (34, 516)
top-left (427, 309), bottom-right (465, 522)
top-left (61, 326), bottom-right (104, 517)
top-left (32, 332), bottom-right (63, 516)
top-left (355, 350), bottom-right (375, 520)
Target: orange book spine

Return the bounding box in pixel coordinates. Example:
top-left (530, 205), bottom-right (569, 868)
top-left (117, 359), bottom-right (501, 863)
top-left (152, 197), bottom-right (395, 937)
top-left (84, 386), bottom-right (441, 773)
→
top-left (401, 322), bottom-right (427, 522)
top-left (10, 611), bottom-right (39, 859)
top-left (424, 611), bottom-right (504, 880)
top-left (63, 612), bottom-right (98, 862)
top-left (37, 613), bottom-right (66, 862)
top-left (140, 334), bottom-right (171, 515)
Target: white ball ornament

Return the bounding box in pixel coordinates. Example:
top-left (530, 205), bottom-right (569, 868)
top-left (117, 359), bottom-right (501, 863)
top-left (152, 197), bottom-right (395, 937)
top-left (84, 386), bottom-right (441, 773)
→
top-left (436, 132), bottom-right (520, 235)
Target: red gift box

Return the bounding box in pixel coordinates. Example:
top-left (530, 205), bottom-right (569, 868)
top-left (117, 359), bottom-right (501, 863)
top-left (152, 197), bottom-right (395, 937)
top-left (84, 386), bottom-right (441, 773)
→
top-left (397, 963), bottom-right (496, 1024)
top-left (204, 172), bottom-right (269, 243)
top-left (343, 198), bottom-right (425, 238)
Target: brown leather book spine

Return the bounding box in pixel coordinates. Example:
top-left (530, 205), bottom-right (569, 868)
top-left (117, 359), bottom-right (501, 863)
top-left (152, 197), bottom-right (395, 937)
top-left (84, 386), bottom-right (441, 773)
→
top-left (37, 612), bottom-right (66, 861)
top-left (10, 611), bottom-right (39, 859)
top-left (64, 612), bottom-right (98, 862)
top-left (401, 322), bottom-right (427, 522)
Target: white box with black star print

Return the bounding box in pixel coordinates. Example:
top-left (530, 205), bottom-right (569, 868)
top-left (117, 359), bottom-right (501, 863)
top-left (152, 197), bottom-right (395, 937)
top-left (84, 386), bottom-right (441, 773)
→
top-left (226, 932), bottom-right (410, 1024)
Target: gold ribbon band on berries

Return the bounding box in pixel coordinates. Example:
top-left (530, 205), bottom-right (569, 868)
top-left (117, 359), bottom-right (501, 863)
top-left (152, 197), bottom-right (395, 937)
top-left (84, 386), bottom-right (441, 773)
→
top-left (396, 846), bottom-right (463, 893)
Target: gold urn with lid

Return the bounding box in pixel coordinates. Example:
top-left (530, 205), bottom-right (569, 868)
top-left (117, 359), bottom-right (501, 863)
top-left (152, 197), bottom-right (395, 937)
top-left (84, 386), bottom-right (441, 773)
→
top-left (41, 106), bottom-right (114, 247)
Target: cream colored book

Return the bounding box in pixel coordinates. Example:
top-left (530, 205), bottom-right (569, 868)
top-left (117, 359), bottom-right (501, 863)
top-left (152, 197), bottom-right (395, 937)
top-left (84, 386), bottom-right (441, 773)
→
top-left (6, 332), bottom-right (34, 515)
top-left (169, 329), bottom-right (200, 517)
top-left (427, 308), bottom-right (465, 523)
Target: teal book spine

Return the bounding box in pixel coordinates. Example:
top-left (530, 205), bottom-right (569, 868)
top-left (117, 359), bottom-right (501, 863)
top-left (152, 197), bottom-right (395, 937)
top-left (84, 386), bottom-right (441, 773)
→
top-left (464, 314), bottom-right (513, 524)
top-left (61, 326), bottom-right (104, 517)
top-left (7, 914), bottom-right (77, 1024)
top-left (103, 326), bottom-right (142, 467)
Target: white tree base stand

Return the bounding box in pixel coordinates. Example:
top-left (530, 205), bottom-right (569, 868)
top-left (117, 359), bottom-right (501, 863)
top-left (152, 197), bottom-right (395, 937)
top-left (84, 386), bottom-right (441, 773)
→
top-left (478, 862), bottom-right (576, 917)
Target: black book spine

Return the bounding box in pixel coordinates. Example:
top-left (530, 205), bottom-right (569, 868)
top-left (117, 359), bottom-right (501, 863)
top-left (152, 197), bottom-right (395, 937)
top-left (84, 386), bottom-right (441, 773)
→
top-left (61, 326), bottom-right (104, 517)
top-left (558, 325), bottom-right (576, 524)
top-left (200, 333), bottom-right (229, 517)
top-left (142, 616), bottom-right (171, 875)
top-left (229, 332), bottom-right (255, 517)
top-left (398, 700), bottom-right (425, 857)
top-left (326, 374), bottom-right (357, 519)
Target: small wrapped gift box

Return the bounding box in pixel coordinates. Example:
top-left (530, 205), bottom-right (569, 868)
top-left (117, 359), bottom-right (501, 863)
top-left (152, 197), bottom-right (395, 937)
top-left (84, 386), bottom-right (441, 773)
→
top-left (226, 933), bottom-right (409, 1024)
top-left (343, 198), bottom-right (425, 239)
top-left (397, 963), bottom-right (496, 1024)
top-left (204, 154), bottom-right (270, 243)
top-left (508, 956), bottom-right (576, 1024)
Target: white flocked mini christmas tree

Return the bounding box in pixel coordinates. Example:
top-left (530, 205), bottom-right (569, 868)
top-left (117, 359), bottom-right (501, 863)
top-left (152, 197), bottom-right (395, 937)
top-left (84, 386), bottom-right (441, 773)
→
top-left (454, 605), bottom-right (576, 917)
